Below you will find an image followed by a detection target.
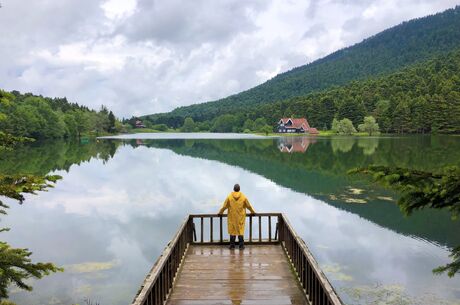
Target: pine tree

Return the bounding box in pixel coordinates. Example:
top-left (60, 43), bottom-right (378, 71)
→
top-left (337, 99), bottom-right (366, 127)
top-left (350, 165), bottom-right (460, 277)
top-left (0, 97), bottom-right (62, 301)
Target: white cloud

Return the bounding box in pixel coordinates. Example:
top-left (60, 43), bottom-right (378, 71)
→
top-left (101, 0), bottom-right (137, 20)
top-left (0, 0), bottom-right (458, 117)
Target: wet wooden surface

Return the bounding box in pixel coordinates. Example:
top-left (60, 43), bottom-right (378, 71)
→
top-left (166, 244), bottom-right (309, 305)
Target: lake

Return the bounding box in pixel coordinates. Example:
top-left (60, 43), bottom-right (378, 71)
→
top-left (1, 134), bottom-right (460, 305)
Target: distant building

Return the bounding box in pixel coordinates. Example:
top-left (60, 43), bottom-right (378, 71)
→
top-left (277, 118), bottom-right (319, 134)
top-left (135, 120), bottom-right (146, 128)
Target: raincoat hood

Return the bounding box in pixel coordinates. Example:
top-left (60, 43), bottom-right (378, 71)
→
top-left (232, 191), bottom-right (242, 200)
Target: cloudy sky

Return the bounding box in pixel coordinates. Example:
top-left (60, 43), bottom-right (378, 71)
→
top-left (0, 0), bottom-right (458, 118)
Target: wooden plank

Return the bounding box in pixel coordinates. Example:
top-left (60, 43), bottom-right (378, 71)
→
top-left (166, 245), bottom-right (309, 305)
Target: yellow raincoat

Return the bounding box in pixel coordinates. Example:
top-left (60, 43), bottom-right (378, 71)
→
top-left (218, 191), bottom-right (256, 236)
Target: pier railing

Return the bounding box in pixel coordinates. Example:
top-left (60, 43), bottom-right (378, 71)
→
top-left (278, 214), bottom-right (343, 305)
top-left (189, 212), bottom-right (279, 244)
top-left (132, 216), bottom-right (193, 305)
top-left (132, 213), bottom-right (343, 305)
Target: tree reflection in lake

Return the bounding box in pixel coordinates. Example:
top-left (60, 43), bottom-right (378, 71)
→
top-left (1, 135), bottom-right (460, 305)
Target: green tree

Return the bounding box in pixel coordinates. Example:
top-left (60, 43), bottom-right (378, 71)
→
top-left (260, 125), bottom-right (272, 135)
top-left (332, 118), bottom-right (357, 135)
top-left (0, 175), bottom-right (63, 300)
top-left (108, 111), bottom-right (116, 133)
top-left (331, 118), bottom-right (340, 133)
top-left (63, 113), bottom-right (78, 137)
top-left (211, 114), bottom-right (236, 133)
top-left (350, 165), bottom-right (460, 277)
top-left (317, 97), bottom-right (337, 129)
top-left (373, 100), bottom-right (392, 133)
top-left (337, 99), bottom-right (366, 127)
top-left (153, 124), bottom-right (169, 131)
top-left (393, 100), bottom-right (412, 133)
top-left (181, 117), bottom-right (195, 132)
top-left (0, 98), bottom-right (62, 301)
top-left (243, 119), bottom-right (255, 131)
top-left (338, 118), bottom-right (357, 135)
top-left (358, 116), bottom-right (380, 135)
top-left (253, 118), bottom-right (268, 132)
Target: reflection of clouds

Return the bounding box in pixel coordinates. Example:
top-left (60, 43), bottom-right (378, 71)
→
top-left (3, 143), bottom-right (460, 305)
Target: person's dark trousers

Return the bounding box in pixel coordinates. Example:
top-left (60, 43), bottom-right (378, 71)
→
top-left (229, 235), bottom-right (236, 249)
top-left (238, 235), bottom-right (244, 249)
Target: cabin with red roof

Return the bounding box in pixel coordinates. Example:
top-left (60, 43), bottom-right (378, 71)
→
top-left (277, 118), bottom-right (318, 134)
top-left (135, 120), bottom-right (145, 128)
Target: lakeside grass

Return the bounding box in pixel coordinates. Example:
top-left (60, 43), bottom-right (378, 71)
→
top-left (123, 129), bottom-right (382, 137)
top-left (255, 131), bottom-right (375, 137)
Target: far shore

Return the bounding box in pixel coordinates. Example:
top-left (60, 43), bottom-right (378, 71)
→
top-left (97, 129), bottom-right (421, 140)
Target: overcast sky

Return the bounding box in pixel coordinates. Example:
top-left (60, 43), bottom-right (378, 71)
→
top-left (0, 0), bottom-right (458, 118)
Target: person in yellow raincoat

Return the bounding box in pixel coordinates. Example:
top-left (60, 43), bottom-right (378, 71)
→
top-left (218, 184), bottom-right (256, 250)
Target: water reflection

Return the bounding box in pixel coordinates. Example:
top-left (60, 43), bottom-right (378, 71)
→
top-left (1, 135), bottom-right (460, 305)
top-left (278, 137), bottom-right (316, 153)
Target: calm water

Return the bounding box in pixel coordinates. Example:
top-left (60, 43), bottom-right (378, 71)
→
top-left (1, 134), bottom-right (460, 305)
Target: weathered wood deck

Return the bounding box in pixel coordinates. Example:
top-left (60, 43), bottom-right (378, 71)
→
top-left (132, 214), bottom-right (343, 305)
top-left (167, 245), bottom-right (308, 305)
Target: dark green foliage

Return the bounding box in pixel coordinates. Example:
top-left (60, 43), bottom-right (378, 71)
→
top-left (152, 124), bottom-right (169, 131)
top-left (144, 6), bottom-right (460, 130)
top-left (332, 118), bottom-right (357, 135)
top-left (0, 131), bottom-right (64, 300)
top-left (144, 47), bottom-right (460, 134)
top-left (0, 90), bottom-right (120, 139)
top-left (337, 99), bottom-right (366, 127)
top-left (350, 165), bottom-right (460, 276)
top-left (211, 114), bottom-right (237, 132)
top-left (0, 174), bottom-right (63, 300)
top-left (358, 116), bottom-right (380, 136)
top-left (108, 111), bottom-right (116, 132)
top-left (180, 117), bottom-right (195, 132)
top-left (349, 165), bottom-right (460, 217)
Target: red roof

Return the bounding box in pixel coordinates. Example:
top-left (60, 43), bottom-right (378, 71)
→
top-left (279, 118), bottom-right (311, 130)
top-left (308, 127), bottom-right (319, 134)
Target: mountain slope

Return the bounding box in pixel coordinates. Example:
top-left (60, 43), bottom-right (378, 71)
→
top-left (145, 6), bottom-right (460, 124)
top-left (243, 48), bottom-right (460, 133)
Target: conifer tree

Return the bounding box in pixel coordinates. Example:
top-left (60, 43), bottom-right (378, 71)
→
top-left (0, 97), bottom-right (62, 301)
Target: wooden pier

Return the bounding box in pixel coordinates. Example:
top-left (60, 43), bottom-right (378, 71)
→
top-left (132, 213), bottom-right (343, 305)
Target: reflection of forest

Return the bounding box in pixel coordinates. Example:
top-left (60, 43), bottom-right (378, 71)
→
top-left (0, 139), bottom-right (120, 175)
top-left (128, 136), bottom-right (460, 249)
top-left (1, 136), bottom-right (460, 249)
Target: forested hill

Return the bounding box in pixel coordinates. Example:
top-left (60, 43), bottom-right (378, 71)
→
top-left (0, 90), bottom-right (120, 139)
top-left (248, 48), bottom-right (460, 134)
top-left (144, 5), bottom-right (460, 125)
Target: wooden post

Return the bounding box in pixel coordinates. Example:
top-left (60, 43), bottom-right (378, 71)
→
top-left (249, 215), bottom-right (253, 243)
top-left (219, 216), bottom-right (223, 243)
top-left (268, 216), bottom-right (272, 242)
top-left (193, 222), bottom-right (197, 242)
top-left (200, 217), bottom-right (204, 243)
top-left (258, 215), bottom-right (262, 242)
top-left (210, 216), bottom-right (213, 242)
